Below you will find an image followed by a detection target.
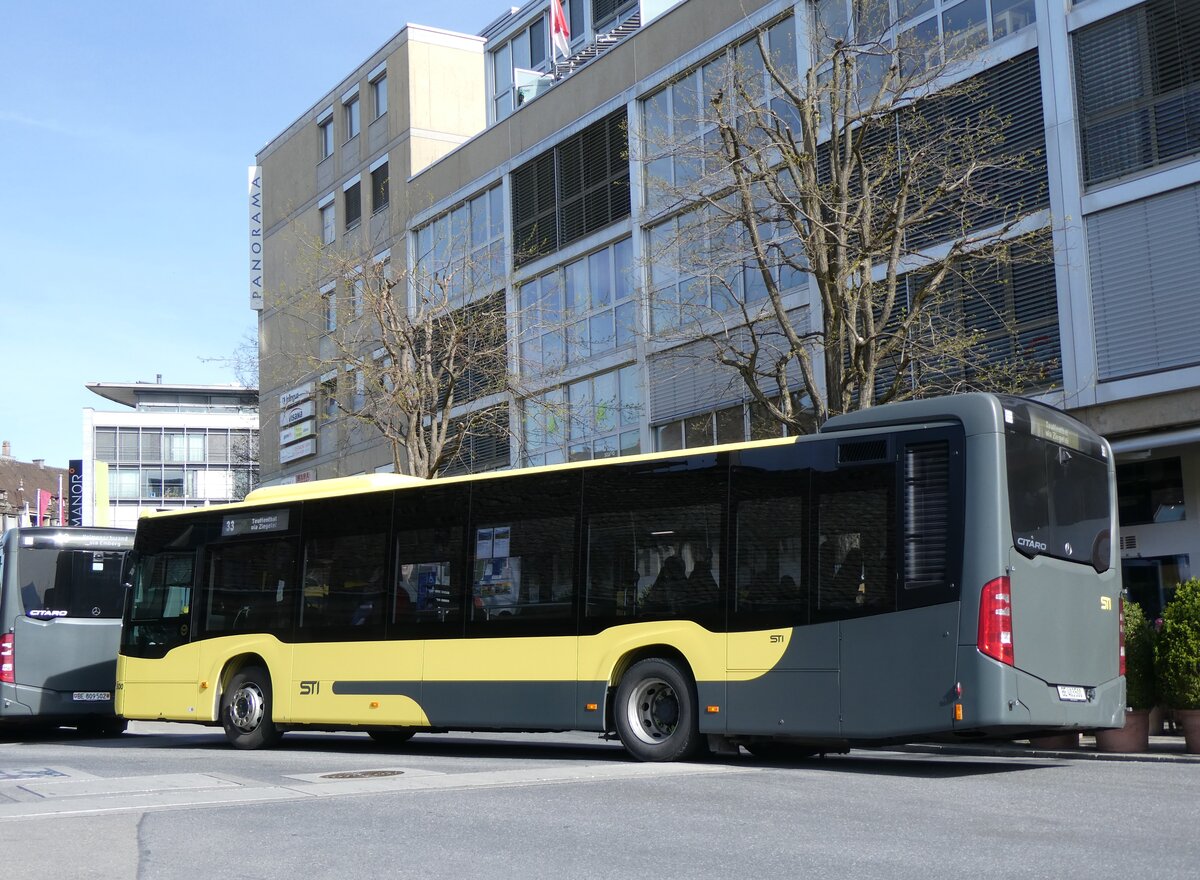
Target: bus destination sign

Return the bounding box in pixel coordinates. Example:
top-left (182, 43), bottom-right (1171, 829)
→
top-left (222, 509), bottom-right (290, 537)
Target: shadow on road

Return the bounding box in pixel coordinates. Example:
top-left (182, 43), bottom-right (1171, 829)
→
top-left (2, 725), bottom-right (1058, 778)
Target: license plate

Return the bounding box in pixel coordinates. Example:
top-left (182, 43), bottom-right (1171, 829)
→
top-left (72, 691), bottom-right (111, 702)
top-left (1056, 685), bottom-right (1087, 702)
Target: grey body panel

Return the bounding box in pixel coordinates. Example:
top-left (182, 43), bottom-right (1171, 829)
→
top-left (1008, 550), bottom-right (1121, 687)
top-left (840, 603), bottom-right (961, 738)
top-left (5, 616), bottom-right (121, 721)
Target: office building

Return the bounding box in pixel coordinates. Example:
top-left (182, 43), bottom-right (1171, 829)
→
top-left (255, 0), bottom-right (1200, 610)
top-left (82, 381), bottom-right (258, 528)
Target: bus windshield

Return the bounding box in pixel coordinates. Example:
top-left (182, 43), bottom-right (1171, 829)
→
top-left (19, 548), bottom-right (127, 619)
top-left (1005, 403), bottom-right (1111, 572)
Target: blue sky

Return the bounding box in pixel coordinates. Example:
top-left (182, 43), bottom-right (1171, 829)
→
top-left (0, 0), bottom-right (509, 468)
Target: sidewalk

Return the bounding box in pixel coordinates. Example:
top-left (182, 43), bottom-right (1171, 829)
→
top-left (895, 734), bottom-right (1200, 763)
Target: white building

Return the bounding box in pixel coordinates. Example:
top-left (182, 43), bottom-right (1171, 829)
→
top-left (81, 381), bottom-right (258, 528)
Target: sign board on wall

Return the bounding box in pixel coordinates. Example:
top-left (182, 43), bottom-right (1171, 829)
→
top-left (279, 399), bottom-right (316, 427)
top-left (279, 382), bottom-right (314, 410)
top-left (249, 166), bottom-right (264, 310)
top-left (279, 437), bottom-right (316, 464)
top-left (280, 470), bottom-right (317, 485)
top-left (280, 419), bottom-right (315, 447)
top-left (68, 459), bottom-right (84, 526)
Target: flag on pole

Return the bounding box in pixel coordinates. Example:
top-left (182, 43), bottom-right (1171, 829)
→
top-left (550, 0), bottom-right (570, 61)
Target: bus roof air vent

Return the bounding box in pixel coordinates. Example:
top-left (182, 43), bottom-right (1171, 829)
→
top-left (837, 439), bottom-right (888, 465)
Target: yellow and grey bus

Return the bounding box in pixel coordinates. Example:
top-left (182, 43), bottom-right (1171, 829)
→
top-left (117, 394), bottom-right (1124, 760)
top-left (1, 526), bottom-right (134, 734)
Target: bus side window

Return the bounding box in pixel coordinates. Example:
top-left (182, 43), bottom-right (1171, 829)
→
top-left (299, 494), bottom-right (389, 638)
top-left (396, 528), bottom-right (462, 628)
top-left (734, 495), bottom-right (807, 620)
top-left (816, 467), bottom-right (895, 620)
top-left (205, 539), bottom-right (298, 636)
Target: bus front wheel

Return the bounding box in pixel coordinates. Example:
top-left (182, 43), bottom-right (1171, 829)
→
top-left (221, 665), bottom-right (283, 750)
top-left (614, 658), bottom-right (705, 762)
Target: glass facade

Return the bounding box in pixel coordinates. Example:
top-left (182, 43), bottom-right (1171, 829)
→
top-left (94, 426), bottom-right (257, 506)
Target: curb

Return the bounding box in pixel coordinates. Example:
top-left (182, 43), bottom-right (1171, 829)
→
top-left (890, 738), bottom-right (1200, 764)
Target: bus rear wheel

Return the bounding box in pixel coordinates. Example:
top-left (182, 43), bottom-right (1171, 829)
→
top-left (222, 665), bottom-right (283, 750)
top-left (614, 658), bottom-right (705, 762)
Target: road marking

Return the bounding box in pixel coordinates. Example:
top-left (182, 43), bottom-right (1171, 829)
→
top-left (20, 773), bottom-right (240, 798)
top-left (0, 767), bottom-right (100, 786)
top-left (0, 762), bottom-right (757, 820)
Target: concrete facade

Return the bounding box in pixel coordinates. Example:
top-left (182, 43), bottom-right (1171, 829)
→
top-left (255, 0), bottom-right (1200, 603)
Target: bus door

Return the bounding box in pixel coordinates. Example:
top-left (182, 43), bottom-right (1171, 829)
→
top-left (119, 548), bottom-right (201, 720)
top-left (11, 545), bottom-right (127, 717)
top-left (431, 473), bottom-right (581, 730)
top-left (726, 445), bottom-right (841, 737)
top-left (290, 493), bottom-right (416, 727)
top-left (827, 432), bottom-right (964, 739)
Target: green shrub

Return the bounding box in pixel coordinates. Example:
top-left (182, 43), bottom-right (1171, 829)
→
top-left (1155, 578), bottom-right (1200, 710)
top-left (1123, 599), bottom-right (1155, 710)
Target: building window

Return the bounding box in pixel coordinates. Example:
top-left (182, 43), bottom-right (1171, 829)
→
top-left (320, 199), bottom-right (335, 245)
top-left (1074, 0), bottom-right (1200, 186)
top-left (491, 13), bottom-right (552, 121)
top-left (323, 289), bottom-right (337, 333)
top-left (318, 117), bottom-right (334, 160)
top-left (521, 363), bottom-right (642, 466)
top-left (1088, 183), bottom-right (1200, 380)
top-left (642, 17), bottom-right (796, 215)
top-left (646, 204), bottom-right (806, 335)
top-left (592, 0), bottom-right (638, 32)
top-left (872, 231), bottom-right (1061, 399)
top-left (416, 184), bottom-right (505, 304)
top-left (351, 271), bottom-right (365, 318)
top-left (344, 95), bottom-right (360, 141)
top-left (569, 0), bottom-right (585, 41)
top-left (344, 180), bottom-right (361, 229)
top-left (371, 160), bottom-right (389, 213)
top-left (519, 237), bottom-right (634, 377)
top-left (371, 73), bottom-right (387, 120)
top-left (320, 373), bottom-right (338, 420)
top-left (1118, 457), bottom-right (1187, 527)
top-left (511, 108), bottom-right (630, 266)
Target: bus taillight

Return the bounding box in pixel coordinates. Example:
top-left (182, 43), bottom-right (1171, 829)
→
top-left (1118, 596), bottom-right (1127, 678)
top-left (978, 577), bottom-right (1014, 666)
top-left (0, 633), bottom-right (13, 684)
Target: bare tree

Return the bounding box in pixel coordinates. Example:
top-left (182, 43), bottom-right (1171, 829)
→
top-left (200, 328), bottom-right (260, 388)
top-left (643, 4), bottom-right (1054, 431)
top-left (273, 236), bottom-right (516, 479)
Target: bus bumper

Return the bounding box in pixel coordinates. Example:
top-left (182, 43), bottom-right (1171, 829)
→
top-left (953, 647), bottom-right (1125, 735)
top-left (1, 681), bottom-right (117, 720)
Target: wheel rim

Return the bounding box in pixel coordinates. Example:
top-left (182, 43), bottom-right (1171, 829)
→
top-left (624, 676), bottom-right (680, 745)
top-left (228, 682), bottom-right (266, 733)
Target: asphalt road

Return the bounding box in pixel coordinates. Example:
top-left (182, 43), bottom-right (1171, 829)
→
top-left (2, 722), bottom-right (1197, 879)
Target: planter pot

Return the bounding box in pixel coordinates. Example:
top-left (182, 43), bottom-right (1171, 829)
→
top-left (1028, 732), bottom-right (1079, 750)
top-left (1095, 709), bottom-right (1150, 753)
top-left (1175, 708), bottom-right (1200, 754)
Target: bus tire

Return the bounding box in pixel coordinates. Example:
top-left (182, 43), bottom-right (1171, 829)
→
top-left (368, 728), bottom-right (416, 747)
top-left (221, 665), bottom-right (283, 750)
top-left (614, 657), bottom-right (704, 762)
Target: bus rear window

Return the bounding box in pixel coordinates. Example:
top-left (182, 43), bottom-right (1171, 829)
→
top-left (1006, 430), bottom-right (1111, 572)
top-left (20, 549), bottom-right (127, 619)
